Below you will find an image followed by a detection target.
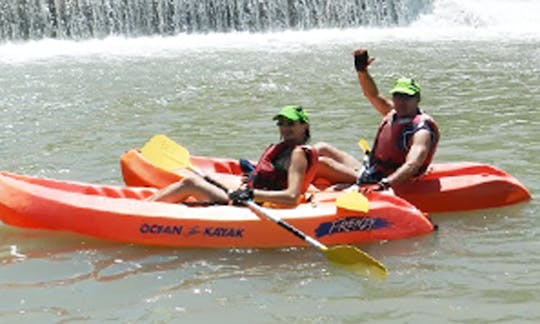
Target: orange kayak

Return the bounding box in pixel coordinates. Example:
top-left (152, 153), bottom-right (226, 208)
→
top-left (120, 149), bottom-right (530, 213)
top-left (0, 171), bottom-right (433, 247)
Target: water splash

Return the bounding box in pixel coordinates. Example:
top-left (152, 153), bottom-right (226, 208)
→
top-left (0, 0), bottom-right (538, 64)
top-left (0, 0), bottom-right (431, 41)
top-left (410, 0), bottom-right (540, 40)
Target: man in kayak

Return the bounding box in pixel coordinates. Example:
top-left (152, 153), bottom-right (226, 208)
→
top-left (147, 105), bottom-right (318, 206)
top-left (315, 49), bottom-right (439, 192)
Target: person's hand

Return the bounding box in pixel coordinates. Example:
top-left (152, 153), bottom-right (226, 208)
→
top-left (359, 178), bottom-right (390, 194)
top-left (359, 183), bottom-right (383, 194)
top-left (353, 49), bottom-right (374, 72)
top-left (228, 188), bottom-right (254, 205)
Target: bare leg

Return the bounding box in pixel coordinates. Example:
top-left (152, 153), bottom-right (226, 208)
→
top-left (147, 174), bottom-right (231, 203)
top-left (315, 142), bottom-right (363, 168)
top-left (314, 142), bottom-right (362, 184)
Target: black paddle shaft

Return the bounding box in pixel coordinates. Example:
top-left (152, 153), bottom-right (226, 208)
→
top-left (202, 175), bottom-right (229, 193)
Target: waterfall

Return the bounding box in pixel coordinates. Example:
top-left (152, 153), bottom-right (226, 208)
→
top-left (0, 0), bottom-right (432, 41)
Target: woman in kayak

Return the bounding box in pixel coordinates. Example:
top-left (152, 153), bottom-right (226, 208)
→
top-left (147, 105), bottom-right (318, 206)
top-left (315, 48), bottom-right (439, 192)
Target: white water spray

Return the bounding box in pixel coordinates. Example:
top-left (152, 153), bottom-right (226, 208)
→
top-left (0, 0), bottom-right (538, 64)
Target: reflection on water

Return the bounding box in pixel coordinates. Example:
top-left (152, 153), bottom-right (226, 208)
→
top-left (0, 226), bottom-right (353, 287)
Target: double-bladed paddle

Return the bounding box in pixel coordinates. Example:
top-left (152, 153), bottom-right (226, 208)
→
top-left (141, 134), bottom-right (387, 279)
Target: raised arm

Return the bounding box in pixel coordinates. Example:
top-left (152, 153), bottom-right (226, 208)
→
top-left (354, 49), bottom-right (394, 116)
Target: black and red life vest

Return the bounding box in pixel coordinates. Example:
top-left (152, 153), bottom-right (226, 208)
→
top-left (369, 109), bottom-right (439, 177)
top-left (249, 141), bottom-right (318, 193)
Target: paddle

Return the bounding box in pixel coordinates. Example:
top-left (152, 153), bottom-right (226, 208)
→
top-left (141, 134), bottom-right (190, 172)
top-left (358, 138), bottom-right (371, 154)
top-left (335, 191), bottom-right (369, 213)
top-left (140, 135), bottom-right (228, 190)
top-left (244, 200), bottom-right (386, 279)
top-left (144, 135), bottom-right (387, 279)
top-left (358, 138), bottom-right (372, 167)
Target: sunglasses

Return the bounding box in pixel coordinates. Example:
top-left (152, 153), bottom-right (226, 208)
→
top-left (392, 93), bottom-right (416, 99)
top-left (276, 120), bottom-right (297, 127)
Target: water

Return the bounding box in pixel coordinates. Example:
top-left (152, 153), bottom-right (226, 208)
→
top-left (1, 0), bottom-right (539, 322)
top-left (0, 0), bottom-right (431, 40)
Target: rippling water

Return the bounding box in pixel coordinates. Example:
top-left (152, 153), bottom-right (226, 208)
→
top-left (1, 1), bottom-right (539, 322)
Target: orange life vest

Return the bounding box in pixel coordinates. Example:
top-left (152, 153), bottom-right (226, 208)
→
top-left (249, 141), bottom-right (318, 193)
top-left (369, 109), bottom-right (439, 177)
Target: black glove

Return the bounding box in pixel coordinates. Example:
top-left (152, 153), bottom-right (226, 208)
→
top-left (356, 165), bottom-right (380, 185)
top-left (353, 49), bottom-right (369, 72)
top-left (228, 188), bottom-right (254, 205)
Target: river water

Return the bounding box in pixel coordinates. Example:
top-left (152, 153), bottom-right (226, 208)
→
top-left (1, 0), bottom-right (539, 322)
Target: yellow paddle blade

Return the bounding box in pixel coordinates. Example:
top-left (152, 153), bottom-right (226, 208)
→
top-left (358, 138), bottom-right (371, 154)
top-left (324, 245), bottom-right (387, 280)
top-left (140, 134), bottom-right (192, 171)
top-left (335, 191), bottom-right (369, 213)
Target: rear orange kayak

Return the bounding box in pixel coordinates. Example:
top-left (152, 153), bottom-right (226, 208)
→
top-left (0, 171), bottom-right (433, 247)
top-left (120, 149), bottom-right (530, 213)
top-left (392, 163), bottom-right (531, 212)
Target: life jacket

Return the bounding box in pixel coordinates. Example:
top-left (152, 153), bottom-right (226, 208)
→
top-left (369, 109), bottom-right (439, 177)
top-left (249, 141), bottom-right (318, 193)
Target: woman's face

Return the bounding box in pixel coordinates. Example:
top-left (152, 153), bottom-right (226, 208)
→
top-left (276, 117), bottom-right (308, 143)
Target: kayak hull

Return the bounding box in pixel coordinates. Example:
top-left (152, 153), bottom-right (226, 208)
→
top-left (120, 149), bottom-right (531, 213)
top-left (393, 167), bottom-right (530, 212)
top-left (0, 172), bottom-right (433, 248)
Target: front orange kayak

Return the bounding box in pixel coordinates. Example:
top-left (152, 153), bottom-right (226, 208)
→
top-left (120, 149), bottom-right (531, 213)
top-left (0, 171), bottom-right (433, 247)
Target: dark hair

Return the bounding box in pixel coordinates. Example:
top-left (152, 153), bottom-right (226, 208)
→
top-left (295, 106), bottom-right (310, 142)
top-left (303, 124), bottom-right (311, 143)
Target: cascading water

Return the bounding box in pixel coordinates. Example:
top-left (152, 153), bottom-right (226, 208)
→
top-left (0, 0), bottom-right (433, 41)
